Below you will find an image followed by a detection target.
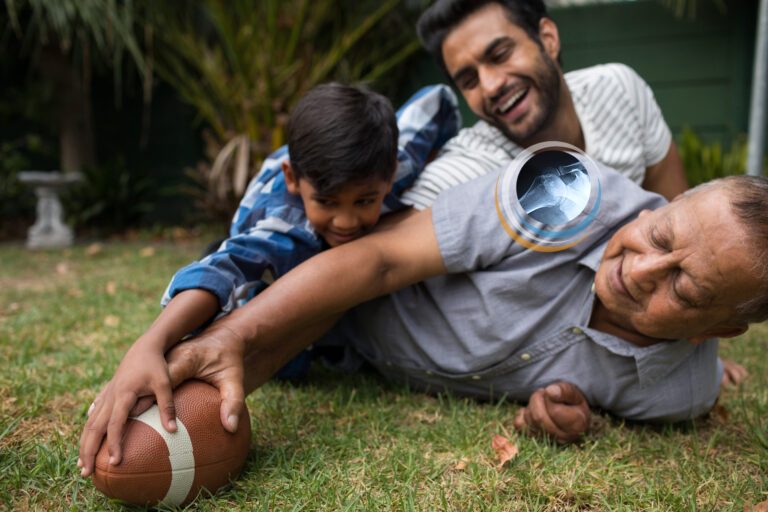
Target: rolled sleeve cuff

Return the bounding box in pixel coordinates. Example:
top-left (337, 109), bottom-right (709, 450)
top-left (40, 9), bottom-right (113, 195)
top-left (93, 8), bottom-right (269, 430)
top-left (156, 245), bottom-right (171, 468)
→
top-left (161, 262), bottom-right (239, 314)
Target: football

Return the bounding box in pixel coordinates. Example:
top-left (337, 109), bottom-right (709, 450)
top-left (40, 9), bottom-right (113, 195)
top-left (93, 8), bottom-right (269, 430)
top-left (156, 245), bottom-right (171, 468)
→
top-left (91, 380), bottom-right (251, 506)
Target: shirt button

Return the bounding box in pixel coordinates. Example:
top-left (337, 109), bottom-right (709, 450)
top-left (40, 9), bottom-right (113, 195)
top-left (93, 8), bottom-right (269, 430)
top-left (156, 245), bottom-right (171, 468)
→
top-left (425, 370), bottom-right (434, 376)
top-left (471, 375), bottom-right (481, 380)
top-left (385, 361), bottom-right (393, 367)
top-left (520, 353), bottom-right (531, 361)
top-left (571, 327), bottom-right (584, 335)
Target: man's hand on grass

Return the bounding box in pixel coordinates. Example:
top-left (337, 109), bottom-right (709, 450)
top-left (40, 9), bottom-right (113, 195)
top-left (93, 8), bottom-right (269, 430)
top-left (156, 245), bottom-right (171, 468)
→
top-left (513, 381), bottom-right (590, 444)
top-left (78, 339), bottom-right (176, 478)
top-left (721, 358), bottom-right (748, 389)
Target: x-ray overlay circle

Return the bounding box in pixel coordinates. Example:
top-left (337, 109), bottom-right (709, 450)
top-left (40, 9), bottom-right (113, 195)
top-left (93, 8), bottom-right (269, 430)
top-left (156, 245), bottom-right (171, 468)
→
top-left (495, 141), bottom-right (602, 252)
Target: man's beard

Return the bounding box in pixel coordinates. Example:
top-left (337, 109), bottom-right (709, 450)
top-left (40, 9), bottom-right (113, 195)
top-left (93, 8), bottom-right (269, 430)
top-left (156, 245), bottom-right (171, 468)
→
top-left (482, 49), bottom-right (561, 146)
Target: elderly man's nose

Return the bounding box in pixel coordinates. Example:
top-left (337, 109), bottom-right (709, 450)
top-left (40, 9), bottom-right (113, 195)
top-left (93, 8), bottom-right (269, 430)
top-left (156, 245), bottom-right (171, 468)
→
top-left (629, 255), bottom-right (669, 292)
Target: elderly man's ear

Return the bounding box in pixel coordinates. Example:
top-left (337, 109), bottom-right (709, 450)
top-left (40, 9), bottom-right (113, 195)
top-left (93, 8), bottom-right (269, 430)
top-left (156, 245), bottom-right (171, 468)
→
top-left (687, 325), bottom-right (748, 344)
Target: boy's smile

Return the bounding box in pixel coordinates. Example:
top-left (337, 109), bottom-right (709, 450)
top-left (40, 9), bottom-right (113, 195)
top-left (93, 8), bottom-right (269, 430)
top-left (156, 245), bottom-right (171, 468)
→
top-left (283, 161), bottom-right (393, 247)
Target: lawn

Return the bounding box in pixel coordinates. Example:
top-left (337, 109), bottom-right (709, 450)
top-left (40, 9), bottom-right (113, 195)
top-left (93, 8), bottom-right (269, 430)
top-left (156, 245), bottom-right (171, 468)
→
top-left (1, 239), bottom-right (766, 511)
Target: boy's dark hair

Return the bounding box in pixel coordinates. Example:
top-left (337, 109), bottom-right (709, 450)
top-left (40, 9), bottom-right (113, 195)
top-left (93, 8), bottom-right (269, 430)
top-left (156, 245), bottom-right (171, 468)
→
top-left (287, 83), bottom-right (398, 194)
top-left (417, 0), bottom-right (548, 76)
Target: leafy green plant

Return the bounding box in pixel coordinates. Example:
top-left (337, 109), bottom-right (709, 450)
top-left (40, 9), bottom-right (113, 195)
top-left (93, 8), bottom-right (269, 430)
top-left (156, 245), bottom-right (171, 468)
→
top-left (153, 0), bottom-right (421, 222)
top-left (63, 157), bottom-right (156, 234)
top-left (677, 127), bottom-right (766, 187)
top-left (2, 0), bottom-right (153, 174)
top-left (0, 139), bottom-right (34, 218)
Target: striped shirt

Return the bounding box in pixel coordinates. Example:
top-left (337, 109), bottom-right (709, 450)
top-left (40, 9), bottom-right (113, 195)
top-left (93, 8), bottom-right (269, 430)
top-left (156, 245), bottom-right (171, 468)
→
top-left (401, 63), bottom-right (672, 210)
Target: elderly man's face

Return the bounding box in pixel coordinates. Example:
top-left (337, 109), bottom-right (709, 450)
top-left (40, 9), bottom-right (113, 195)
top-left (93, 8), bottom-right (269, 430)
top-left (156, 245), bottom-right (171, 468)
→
top-left (594, 187), bottom-right (759, 342)
top-left (442, 3), bottom-right (561, 145)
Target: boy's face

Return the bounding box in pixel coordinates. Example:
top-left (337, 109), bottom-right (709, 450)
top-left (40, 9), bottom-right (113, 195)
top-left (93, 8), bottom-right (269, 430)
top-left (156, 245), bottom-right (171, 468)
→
top-left (283, 161), bottom-right (394, 247)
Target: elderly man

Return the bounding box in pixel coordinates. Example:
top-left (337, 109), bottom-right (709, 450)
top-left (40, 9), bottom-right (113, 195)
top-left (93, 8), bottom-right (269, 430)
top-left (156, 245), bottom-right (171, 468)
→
top-left (403, 0), bottom-right (688, 207)
top-left (79, 163), bottom-right (768, 475)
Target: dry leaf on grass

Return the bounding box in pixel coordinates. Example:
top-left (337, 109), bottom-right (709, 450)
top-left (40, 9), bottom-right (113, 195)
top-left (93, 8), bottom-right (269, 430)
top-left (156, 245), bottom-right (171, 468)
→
top-left (105, 282), bottom-right (117, 295)
top-left (104, 315), bottom-right (120, 327)
top-left (492, 434), bottom-right (518, 467)
top-left (85, 243), bottom-right (103, 256)
top-left (67, 288), bottom-right (84, 298)
top-left (749, 500), bottom-right (768, 512)
top-left (139, 247), bottom-right (156, 257)
top-left (455, 457), bottom-right (470, 471)
top-left (55, 262), bottom-right (69, 274)
top-left (713, 403), bottom-right (729, 423)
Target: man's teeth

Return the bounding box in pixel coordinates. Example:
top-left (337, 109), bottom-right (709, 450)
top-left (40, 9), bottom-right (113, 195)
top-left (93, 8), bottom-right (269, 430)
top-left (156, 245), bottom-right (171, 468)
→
top-left (500, 88), bottom-right (528, 113)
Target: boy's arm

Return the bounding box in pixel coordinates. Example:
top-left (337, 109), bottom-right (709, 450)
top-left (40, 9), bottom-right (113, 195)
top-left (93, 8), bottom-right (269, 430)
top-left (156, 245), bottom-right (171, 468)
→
top-left (78, 289), bottom-right (219, 477)
top-left (226, 207), bottom-right (446, 351)
top-left (164, 226), bottom-right (322, 321)
top-left (151, 208), bottom-right (445, 438)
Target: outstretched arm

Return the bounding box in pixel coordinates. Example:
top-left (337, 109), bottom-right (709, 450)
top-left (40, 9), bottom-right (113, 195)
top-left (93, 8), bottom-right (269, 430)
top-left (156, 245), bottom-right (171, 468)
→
top-left (214, 207), bottom-right (446, 356)
top-left (78, 289), bottom-right (219, 476)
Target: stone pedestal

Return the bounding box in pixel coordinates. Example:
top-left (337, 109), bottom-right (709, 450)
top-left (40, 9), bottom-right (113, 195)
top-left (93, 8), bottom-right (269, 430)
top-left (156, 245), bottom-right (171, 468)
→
top-left (18, 171), bottom-right (83, 249)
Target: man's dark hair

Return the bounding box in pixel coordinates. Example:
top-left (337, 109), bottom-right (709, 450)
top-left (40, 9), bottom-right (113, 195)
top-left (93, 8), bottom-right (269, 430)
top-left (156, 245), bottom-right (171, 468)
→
top-left (287, 83), bottom-right (398, 194)
top-left (417, 0), bottom-right (549, 76)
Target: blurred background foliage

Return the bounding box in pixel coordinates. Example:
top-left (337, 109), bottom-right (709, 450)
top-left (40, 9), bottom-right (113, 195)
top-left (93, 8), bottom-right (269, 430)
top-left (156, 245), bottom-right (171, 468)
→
top-left (678, 128), bottom-right (767, 187)
top-left (153, 0), bottom-right (423, 222)
top-left (0, 0), bottom-right (763, 238)
top-left (0, 0), bottom-right (424, 235)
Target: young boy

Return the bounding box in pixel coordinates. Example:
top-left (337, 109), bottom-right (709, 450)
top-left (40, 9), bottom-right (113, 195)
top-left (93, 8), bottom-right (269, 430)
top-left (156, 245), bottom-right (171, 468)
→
top-left (162, 83), bottom-right (460, 376)
top-left (78, 83), bottom-right (459, 474)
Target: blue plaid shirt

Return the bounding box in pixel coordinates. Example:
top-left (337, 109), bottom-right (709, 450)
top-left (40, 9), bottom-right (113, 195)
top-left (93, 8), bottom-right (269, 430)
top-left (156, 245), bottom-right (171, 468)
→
top-left (162, 85), bottom-right (461, 319)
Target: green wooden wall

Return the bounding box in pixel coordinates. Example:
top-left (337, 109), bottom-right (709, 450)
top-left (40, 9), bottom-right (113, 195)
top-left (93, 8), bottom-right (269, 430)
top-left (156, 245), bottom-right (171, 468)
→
top-left (551, 0), bottom-right (757, 144)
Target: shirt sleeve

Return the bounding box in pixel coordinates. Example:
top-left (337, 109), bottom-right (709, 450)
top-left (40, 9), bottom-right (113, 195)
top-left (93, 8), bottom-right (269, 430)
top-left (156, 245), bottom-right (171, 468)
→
top-left (401, 122), bottom-right (513, 210)
top-left (431, 171), bottom-right (519, 273)
top-left (612, 64), bottom-right (672, 167)
top-left (383, 84), bottom-right (462, 212)
top-left (161, 222), bottom-right (321, 318)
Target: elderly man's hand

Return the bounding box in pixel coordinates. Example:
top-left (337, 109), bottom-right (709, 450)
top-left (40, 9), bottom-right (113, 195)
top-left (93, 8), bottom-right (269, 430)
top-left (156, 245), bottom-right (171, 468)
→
top-left (513, 382), bottom-right (590, 444)
top-left (162, 325), bottom-right (248, 434)
top-left (721, 358), bottom-right (748, 389)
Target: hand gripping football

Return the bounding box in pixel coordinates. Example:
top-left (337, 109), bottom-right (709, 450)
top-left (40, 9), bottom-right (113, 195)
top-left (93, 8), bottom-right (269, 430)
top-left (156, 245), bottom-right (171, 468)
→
top-left (91, 380), bottom-right (251, 506)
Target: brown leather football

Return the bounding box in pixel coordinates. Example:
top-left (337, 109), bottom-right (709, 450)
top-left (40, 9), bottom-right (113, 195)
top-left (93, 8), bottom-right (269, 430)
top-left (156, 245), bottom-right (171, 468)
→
top-left (91, 380), bottom-right (251, 506)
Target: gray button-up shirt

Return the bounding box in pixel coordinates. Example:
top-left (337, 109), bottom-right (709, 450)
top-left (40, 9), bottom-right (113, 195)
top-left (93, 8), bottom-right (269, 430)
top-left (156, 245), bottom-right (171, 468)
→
top-left (342, 164), bottom-right (721, 422)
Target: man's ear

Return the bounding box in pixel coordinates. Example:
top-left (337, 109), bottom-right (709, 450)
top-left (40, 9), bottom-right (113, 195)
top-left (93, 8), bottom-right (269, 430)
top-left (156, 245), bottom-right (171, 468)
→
top-left (282, 161), bottom-right (300, 195)
top-left (687, 325), bottom-right (748, 344)
top-left (538, 18), bottom-right (561, 63)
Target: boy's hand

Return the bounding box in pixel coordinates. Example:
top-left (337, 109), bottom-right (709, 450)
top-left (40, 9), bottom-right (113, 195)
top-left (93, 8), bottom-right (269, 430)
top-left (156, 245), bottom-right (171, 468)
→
top-left (78, 340), bottom-right (176, 477)
top-left (513, 382), bottom-right (590, 444)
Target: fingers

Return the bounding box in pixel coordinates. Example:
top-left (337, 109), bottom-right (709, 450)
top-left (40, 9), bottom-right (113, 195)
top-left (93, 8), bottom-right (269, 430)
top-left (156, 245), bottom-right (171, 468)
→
top-left (513, 384), bottom-right (590, 445)
top-left (166, 345), bottom-right (199, 390)
top-left (79, 406), bottom-right (107, 477)
top-left (153, 380), bottom-right (178, 433)
top-left (721, 359), bottom-right (748, 388)
top-left (544, 382), bottom-right (586, 406)
top-left (105, 392), bottom-right (136, 467)
top-left (128, 395), bottom-right (155, 417)
top-left (218, 377), bottom-right (246, 433)
top-left (527, 389), bottom-right (575, 443)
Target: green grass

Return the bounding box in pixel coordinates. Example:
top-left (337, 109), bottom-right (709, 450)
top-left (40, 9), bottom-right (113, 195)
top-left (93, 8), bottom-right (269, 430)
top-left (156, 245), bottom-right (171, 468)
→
top-left (1, 240), bottom-right (767, 511)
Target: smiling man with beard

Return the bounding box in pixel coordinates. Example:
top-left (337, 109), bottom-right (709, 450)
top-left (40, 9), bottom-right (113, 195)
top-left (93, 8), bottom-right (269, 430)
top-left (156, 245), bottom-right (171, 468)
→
top-left (402, 0), bottom-right (689, 209)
